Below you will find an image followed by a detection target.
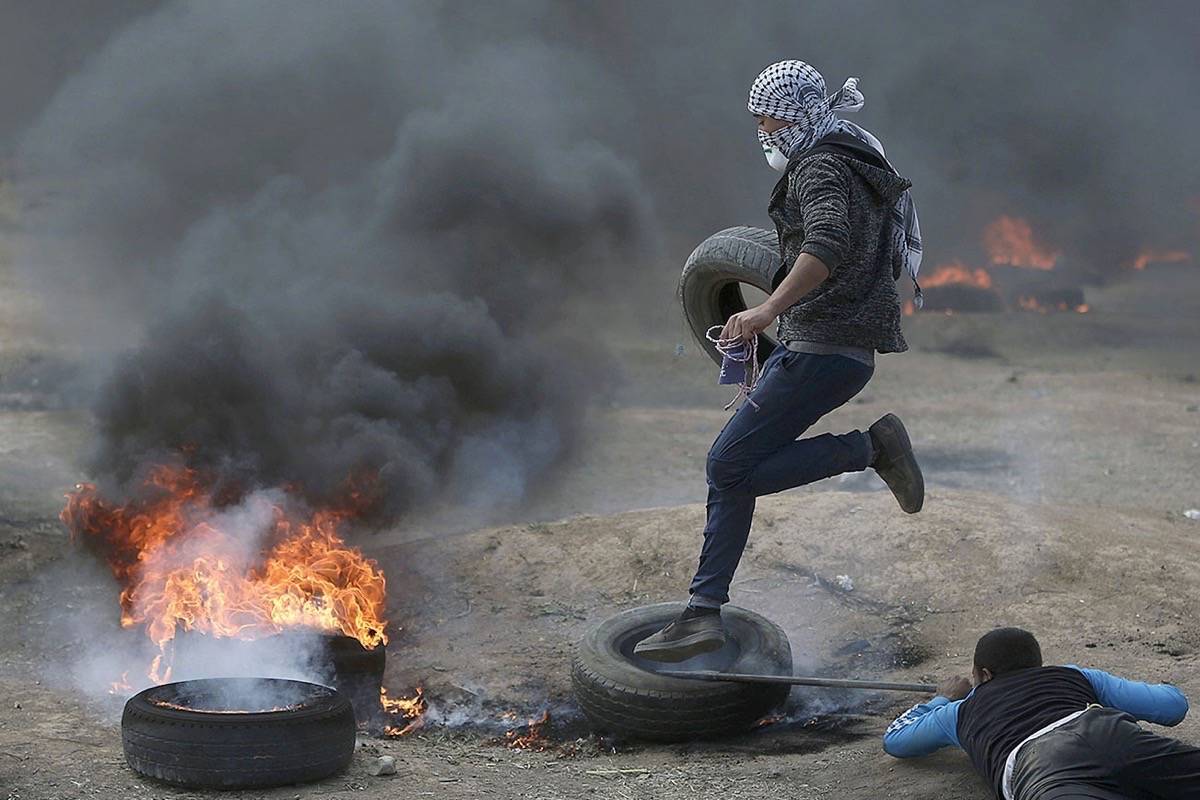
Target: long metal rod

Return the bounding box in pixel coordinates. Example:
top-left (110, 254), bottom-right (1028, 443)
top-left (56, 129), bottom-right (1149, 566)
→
top-left (656, 669), bottom-right (936, 693)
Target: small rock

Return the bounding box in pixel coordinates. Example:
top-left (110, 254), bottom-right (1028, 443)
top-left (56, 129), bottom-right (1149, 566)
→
top-left (369, 755), bottom-right (397, 777)
top-left (1184, 509), bottom-right (1200, 521)
top-left (13, 702), bottom-right (20, 709)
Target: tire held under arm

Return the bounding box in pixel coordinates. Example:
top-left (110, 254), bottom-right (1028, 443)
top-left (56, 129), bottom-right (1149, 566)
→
top-left (679, 226), bottom-right (783, 367)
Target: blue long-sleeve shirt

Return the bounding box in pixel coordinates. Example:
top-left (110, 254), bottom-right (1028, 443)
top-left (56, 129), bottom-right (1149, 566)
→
top-left (883, 665), bottom-right (1188, 760)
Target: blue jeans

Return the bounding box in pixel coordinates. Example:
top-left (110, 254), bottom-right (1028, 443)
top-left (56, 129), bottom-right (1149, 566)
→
top-left (689, 346), bottom-right (875, 603)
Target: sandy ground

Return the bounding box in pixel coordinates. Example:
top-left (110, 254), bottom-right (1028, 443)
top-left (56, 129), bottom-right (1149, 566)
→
top-left (1, 259), bottom-right (1199, 799)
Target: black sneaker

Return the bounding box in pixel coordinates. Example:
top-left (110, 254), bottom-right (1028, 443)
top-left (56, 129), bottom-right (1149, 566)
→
top-left (633, 606), bottom-right (726, 662)
top-left (869, 413), bottom-right (924, 514)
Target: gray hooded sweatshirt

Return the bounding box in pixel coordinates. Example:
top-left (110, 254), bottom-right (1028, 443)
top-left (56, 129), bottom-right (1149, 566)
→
top-left (767, 132), bottom-right (911, 354)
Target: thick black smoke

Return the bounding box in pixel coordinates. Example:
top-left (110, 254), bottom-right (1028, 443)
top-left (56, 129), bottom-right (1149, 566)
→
top-left (11, 1), bottom-right (1199, 514)
top-left (573, 0), bottom-right (1200, 279)
top-left (17, 1), bottom-right (651, 515)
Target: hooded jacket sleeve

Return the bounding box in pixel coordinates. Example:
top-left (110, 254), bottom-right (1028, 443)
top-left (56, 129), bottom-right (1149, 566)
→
top-left (791, 154), bottom-right (851, 274)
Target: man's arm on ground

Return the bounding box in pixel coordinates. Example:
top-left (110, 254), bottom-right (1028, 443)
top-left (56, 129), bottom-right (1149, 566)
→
top-left (882, 696), bottom-right (962, 758)
top-left (1073, 666), bottom-right (1189, 726)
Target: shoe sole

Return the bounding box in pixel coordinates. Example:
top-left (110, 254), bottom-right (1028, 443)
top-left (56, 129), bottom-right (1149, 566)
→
top-left (871, 413), bottom-right (924, 514)
top-left (633, 630), bottom-right (727, 663)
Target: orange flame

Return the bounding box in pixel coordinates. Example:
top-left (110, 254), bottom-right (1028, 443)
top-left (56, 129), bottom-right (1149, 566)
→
top-left (504, 710), bottom-right (552, 750)
top-left (381, 686), bottom-right (427, 736)
top-left (61, 465), bottom-right (387, 680)
top-left (1017, 295), bottom-right (1044, 313)
top-left (922, 261), bottom-right (994, 289)
top-left (983, 215), bottom-right (1058, 270)
top-left (1018, 296), bottom-right (1089, 314)
top-left (108, 672), bottom-right (132, 696)
top-left (1129, 249), bottom-right (1190, 271)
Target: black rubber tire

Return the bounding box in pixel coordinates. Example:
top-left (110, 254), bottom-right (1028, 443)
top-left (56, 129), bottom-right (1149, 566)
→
top-left (571, 603), bottom-right (792, 741)
top-left (679, 226), bottom-right (783, 367)
top-left (121, 678), bottom-right (355, 789)
top-left (318, 634), bottom-right (385, 722)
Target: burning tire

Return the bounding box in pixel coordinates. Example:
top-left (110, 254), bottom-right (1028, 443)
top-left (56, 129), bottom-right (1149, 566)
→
top-left (319, 633), bottom-right (386, 722)
top-left (572, 603), bottom-right (792, 741)
top-left (122, 678), bottom-right (355, 789)
top-left (679, 226), bottom-right (782, 367)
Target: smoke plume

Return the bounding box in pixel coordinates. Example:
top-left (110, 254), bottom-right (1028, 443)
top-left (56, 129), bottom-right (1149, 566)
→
top-left (17, 1), bottom-right (652, 517)
top-left (11, 0), bottom-right (1199, 512)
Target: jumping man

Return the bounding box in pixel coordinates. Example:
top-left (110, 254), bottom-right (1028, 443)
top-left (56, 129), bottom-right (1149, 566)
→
top-left (637, 60), bottom-right (925, 661)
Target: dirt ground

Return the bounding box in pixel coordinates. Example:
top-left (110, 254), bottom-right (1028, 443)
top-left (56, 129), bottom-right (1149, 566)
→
top-left (1, 262), bottom-right (1199, 799)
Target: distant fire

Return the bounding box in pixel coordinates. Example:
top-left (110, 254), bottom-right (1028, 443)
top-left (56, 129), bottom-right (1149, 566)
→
top-left (61, 464), bottom-right (387, 683)
top-left (1018, 296), bottom-right (1089, 314)
top-left (1129, 249), bottom-right (1191, 271)
top-left (923, 261), bottom-right (993, 290)
top-left (907, 216), bottom-right (1105, 315)
top-left (983, 215), bottom-right (1058, 270)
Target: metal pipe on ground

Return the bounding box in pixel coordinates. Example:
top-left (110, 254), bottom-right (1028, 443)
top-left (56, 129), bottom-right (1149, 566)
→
top-left (656, 670), bottom-right (937, 693)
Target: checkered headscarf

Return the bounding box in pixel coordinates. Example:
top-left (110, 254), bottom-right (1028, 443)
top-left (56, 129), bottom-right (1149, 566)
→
top-left (748, 60), bottom-right (924, 304)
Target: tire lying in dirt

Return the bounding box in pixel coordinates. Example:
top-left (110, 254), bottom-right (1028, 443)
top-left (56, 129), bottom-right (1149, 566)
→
top-left (122, 678), bottom-right (355, 789)
top-left (572, 603), bottom-right (792, 741)
top-left (679, 226), bottom-right (783, 367)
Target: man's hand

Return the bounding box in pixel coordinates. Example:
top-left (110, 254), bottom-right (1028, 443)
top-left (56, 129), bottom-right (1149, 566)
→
top-left (936, 676), bottom-right (972, 701)
top-left (718, 252), bottom-right (830, 344)
top-left (720, 305), bottom-right (777, 343)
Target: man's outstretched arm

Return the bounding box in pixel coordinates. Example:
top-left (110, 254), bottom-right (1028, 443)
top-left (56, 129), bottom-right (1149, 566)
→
top-left (882, 677), bottom-right (969, 758)
top-left (883, 697), bottom-right (962, 757)
top-left (1074, 667), bottom-right (1189, 726)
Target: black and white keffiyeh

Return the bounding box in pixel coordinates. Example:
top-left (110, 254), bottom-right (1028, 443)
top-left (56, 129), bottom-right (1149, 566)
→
top-left (748, 60), bottom-right (923, 305)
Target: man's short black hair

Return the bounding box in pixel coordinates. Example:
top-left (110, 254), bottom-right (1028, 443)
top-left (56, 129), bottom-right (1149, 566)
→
top-left (974, 628), bottom-right (1042, 676)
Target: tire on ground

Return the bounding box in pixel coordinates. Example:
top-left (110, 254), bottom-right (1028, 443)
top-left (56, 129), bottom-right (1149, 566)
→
top-left (572, 603), bottom-right (792, 741)
top-left (121, 678), bottom-right (355, 789)
top-left (679, 226), bottom-right (783, 367)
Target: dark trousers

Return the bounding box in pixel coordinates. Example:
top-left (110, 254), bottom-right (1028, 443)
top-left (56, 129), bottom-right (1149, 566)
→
top-left (1010, 707), bottom-right (1200, 800)
top-left (688, 347), bottom-right (874, 603)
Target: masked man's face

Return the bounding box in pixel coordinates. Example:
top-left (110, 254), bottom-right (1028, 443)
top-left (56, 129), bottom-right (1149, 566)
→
top-left (755, 114), bottom-right (791, 134)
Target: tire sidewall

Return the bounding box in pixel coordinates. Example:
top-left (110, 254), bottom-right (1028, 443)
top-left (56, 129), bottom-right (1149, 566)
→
top-left (578, 603), bottom-right (791, 695)
top-left (572, 603), bottom-right (793, 739)
top-left (679, 226), bottom-right (783, 367)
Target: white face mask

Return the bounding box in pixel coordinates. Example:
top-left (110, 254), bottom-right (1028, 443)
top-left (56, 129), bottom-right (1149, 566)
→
top-left (762, 143), bottom-right (790, 172)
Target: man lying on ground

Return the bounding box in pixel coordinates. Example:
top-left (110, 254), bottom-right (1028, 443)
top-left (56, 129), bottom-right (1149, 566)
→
top-left (883, 627), bottom-right (1196, 799)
